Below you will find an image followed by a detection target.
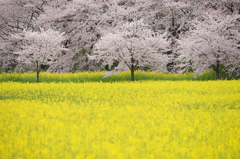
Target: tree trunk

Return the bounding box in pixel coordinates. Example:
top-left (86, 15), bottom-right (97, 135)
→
top-left (36, 61), bottom-right (40, 83)
top-left (216, 61), bottom-right (219, 80)
top-left (212, 60), bottom-right (220, 80)
top-left (131, 65), bottom-right (134, 81)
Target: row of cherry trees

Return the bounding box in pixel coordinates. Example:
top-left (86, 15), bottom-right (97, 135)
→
top-left (0, 0), bottom-right (239, 81)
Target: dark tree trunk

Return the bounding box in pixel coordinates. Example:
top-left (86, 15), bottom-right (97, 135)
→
top-left (213, 60), bottom-right (220, 80)
top-left (131, 64), bottom-right (134, 81)
top-left (36, 61), bottom-right (40, 83)
top-left (216, 61), bottom-right (220, 80)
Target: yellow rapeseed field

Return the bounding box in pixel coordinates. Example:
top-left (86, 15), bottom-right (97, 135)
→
top-left (0, 81), bottom-right (240, 159)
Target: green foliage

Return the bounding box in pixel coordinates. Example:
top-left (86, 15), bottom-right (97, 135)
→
top-left (72, 62), bottom-right (81, 72)
top-left (40, 64), bottom-right (50, 72)
top-left (0, 71), bottom-right (229, 83)
top-left (217, 64), bottom-right (240, 80)
top-left (10, 66), bottom-right (16, 72)
top-left (0, 67), bottom-right (4, 73)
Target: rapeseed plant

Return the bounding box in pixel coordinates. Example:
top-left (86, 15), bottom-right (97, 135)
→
top-left (0, 81), bottom-right (239, 158)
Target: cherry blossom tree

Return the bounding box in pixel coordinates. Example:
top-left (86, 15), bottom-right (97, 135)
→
top-left (163, 0), bottom-right (240, 71)
top-left (202, 0), bottom-right (240, 14)
top-left (175, 13), bottom-right (240, 79)
top-left (13, 28), bottom-right (67, 82)
top-left (89, 20), bottom-right (170, 81)
top-left (0, 0), bottom-right (47, 72)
